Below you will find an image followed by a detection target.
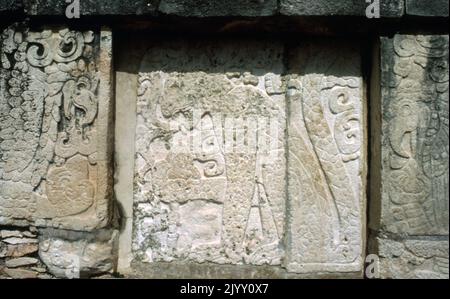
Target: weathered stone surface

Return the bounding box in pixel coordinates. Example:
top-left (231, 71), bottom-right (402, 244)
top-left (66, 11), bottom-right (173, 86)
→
top-left (369, 34), bottom-right (449, 279)
top-left (406, 0), bottom-right (449, 17)
top-left (0, 24), bottom-right (114, 231)
top-left (133, 40), bottom-right (286, 266)
top-left (284, 41), bottom-right (366, 274)
top-left (0, 243), bottom-right (38, 257)
top-left (373, 237), bottom-right (449, 279)
top-left (24, 0), bottom-right (158, 16)
top-left (280, 0), bottom-right (404, 17)
top-left (23, 0), bottom-right (277, 16)
top-left (2, 267), bottom-right (38, 279)
top-left (2, 237), bottom-right (38, 245)
top-left (128, 38), bottom-right (367, 276)
top-left (38, 229), bottom-right (118, 278)
top-left (1, 230), bottom-right (23, 238)
top-left (0, 0), bottom-right (22, 12)
top-left (5, 257), bottom-right (39, 268)
top-left (159, 0), bottom-right (278, 17)
top-left (379, 35), bottom-right (449, 236)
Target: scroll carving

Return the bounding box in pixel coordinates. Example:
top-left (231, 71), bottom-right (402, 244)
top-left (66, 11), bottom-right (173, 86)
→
top-left (0, 24), bottom-right (113, 231)
top-left (382, 35), bottom-right (449, 235)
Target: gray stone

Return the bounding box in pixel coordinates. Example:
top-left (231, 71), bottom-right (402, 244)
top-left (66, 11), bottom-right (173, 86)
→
top-left (158, 0), bottom-right (278, 17)
top-left (280, 0), bottom-right (404, 17)
top-left (24, 0), bottom-right (158, 15)
top-left (0, 0), bottom-right (22, 12)
top-left (284, 40), bottom-right (366, 274)
top-left (378, 35), bottom-right (449, 236)
top-left (5, 257), bottom-right (39, 268)
top-left (0, 24), bottom-right (114, 231)
top-left (22, 231), bottom-right (37, 238)
top-left (406, 0), bottom-right (449, 17)
top-left (373, 237), bottom-right (449, 279)
top-left (38, 229), bottom-right (118, 278)
top-left (369, 33), bottom-right (449, 280)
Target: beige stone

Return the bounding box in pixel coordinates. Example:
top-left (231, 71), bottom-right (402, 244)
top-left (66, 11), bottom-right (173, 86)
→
top-left (127, 39), bottom-right (367, 276)
top-left (284, 41), bottom-right (366, 274)
top-left (0, 243), bottom-right (39, 258)
top-left (133, 40), bottom-right (286, 266)
top-left (3, 268), bottom-right (38, 279)
top-left (0, 24), bottom-right (114, 231)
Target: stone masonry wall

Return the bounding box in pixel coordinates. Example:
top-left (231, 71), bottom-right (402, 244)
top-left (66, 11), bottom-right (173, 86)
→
top-left (1, 0), bottom-right (449, 279)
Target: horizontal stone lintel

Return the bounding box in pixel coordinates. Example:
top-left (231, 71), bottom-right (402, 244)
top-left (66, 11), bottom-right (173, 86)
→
top-left (0, 0), bottom-right (448, 18)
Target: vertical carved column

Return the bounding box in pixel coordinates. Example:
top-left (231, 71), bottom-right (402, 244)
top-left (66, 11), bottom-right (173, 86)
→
top-left (1, 24), bottom-right (115, 278)
top-left (370, 35), bottom-right (449, 279)
top-left (0, 24), bottom-right (114, 231)
top-left (284, 41), bottom-right (367, 275)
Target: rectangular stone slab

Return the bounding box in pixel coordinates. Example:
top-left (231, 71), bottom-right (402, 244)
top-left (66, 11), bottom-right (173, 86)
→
top-left (406, 0), bottom-right (449, 17)
top-left (284, 40), bottom-right (366, 274)
top-left (0, 24), bottom-right (114, 231)
top-left (280, 0), bottom-right (404, 17)
top-left (373, 237), bottom-right (449, 279)
top-left (379, 35), bottom-right (449, 236)
top-left (132, 40), bottom-right (287, 266)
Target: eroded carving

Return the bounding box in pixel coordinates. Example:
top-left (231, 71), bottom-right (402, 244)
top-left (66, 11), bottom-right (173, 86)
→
top-left (133, 41), bottom-right (286, 266)
top-left (0, 24), bottom-right (113, 231)
top-left (284, 42), bottom-right (365, 273)
top-left (382, 35), bottom-right (449, 235)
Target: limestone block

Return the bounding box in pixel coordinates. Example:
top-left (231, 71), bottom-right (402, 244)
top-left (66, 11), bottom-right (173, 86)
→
top-left (0, 0), bottom-right (21, 12)
top-left (24, 0), bottom-right (159, 16)
top-left (284, 41), bottom-right (366, 274)
top-left (380, 35), bottom-right (449, 236)
top-left (0, 24), bottom-right (114, 231)
top-left (280, 0), bottom-right (404, 17)
top-left (158, 0), bottom-right (278, 17)
top-left (374, 237), bottom-right (449, 279)
top-left (406, 0), bottom-right (449, 17)
top-left (133, 40), bottom-right (286, 266)
top-left (38, 229), bottom-right (118, 278)
top-left (130, 39), bottom-right (367, 276)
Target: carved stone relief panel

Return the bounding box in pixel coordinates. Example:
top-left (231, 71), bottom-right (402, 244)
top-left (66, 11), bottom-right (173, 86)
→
top-left (284, 41), bottom-right (366, 273)
top-left (0, 24), bottom-right (113, 231)
top-left (131, 39), bottom-right (367, 274)
top-left (133, 40), bottom-right (286, 266)
top-left (381, 35), bottom-right (449, 235)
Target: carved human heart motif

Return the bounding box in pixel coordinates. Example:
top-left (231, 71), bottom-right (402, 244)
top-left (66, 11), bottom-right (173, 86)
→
top-left (45, 155), bottom-right (95, 217)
